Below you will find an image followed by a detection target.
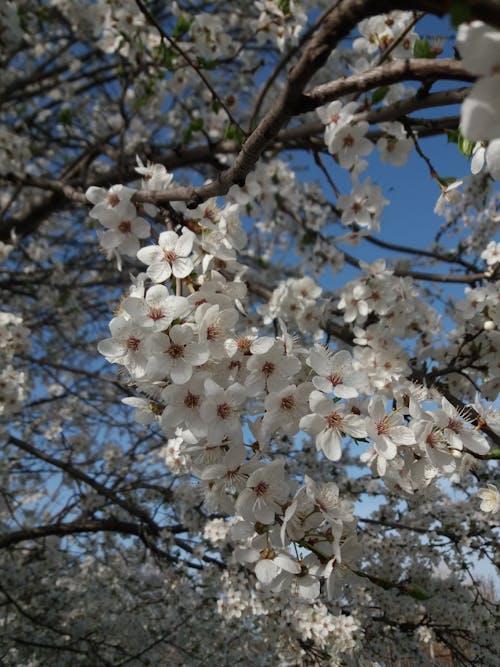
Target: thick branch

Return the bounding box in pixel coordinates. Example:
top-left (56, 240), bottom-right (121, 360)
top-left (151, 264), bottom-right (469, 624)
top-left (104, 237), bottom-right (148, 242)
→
top-left (298, 59), bottom-right (473, 113)
top-left (0, 517), bottom-right (152, 550)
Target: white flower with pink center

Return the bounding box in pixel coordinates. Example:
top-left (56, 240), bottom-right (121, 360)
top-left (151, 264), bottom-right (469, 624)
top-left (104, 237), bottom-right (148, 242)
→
top-left (300, 390), bottom-right (367, 461)
top-left (195, 303), bottom-right (239, 359)
top-left (433, 397), bottom-right (489, 455)
top-left (147, 323), bottom-right (209, 384)
top-left (235, 459), bottom-right (290, 524)
top-left (122, 285), bottom-right (190, 332)
top-left (86, 184), bottom-right (135, 216)
top-left (364, 396), bottom-right (415, 475)
top-left (245, 342), bottom-right (301, 396)
top-left (97, 314), bottom-right (149, 378)
top-left (329, 122), bottom-right (373, 170)
top-left (199, 379), bottom-right (247, 442)
top-left (161, 374), bottom-right (207, 437)
top-left (137, 228), bottom-right (195, 282)
top-left (262, 382), bottom-right (312, 435)
top-left (95, 203), bottom-right (150, 257)
top-left (307, 345), bottom-right (366, 399)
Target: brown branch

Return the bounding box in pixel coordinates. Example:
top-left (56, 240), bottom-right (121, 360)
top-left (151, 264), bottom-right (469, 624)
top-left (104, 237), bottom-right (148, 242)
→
top-left (298, 59), bottom-right (473, 113)
top-left (353, 88), bottom-right (469, 124)
top-left (0, 517), bottom-right (154, 550)
top-left (363, 230), bottom-right (479, 272)
top-left (339, 246), bottom-right (493, 284)
top-left (8, 435), bottom-right (159, 532)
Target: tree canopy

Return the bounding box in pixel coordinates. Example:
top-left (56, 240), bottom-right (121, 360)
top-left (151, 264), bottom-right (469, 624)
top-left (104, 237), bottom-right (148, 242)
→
top-left (0, 1), bottom-right (499, 665)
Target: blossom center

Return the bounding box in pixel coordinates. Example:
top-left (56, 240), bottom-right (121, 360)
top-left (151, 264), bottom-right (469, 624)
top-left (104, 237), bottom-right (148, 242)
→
top-left (168, 343), bottom-right (184, 358)
top-left (148, 307), bottom-right (164, 321)
top-left (206, 324), bottom-right (220, 341)
top-left (376, 417), bottom-right (390, 435)
top-left (184, 391), bottom-right (200, 408)
top-left (164, 249), bottom-right (177, 264)
top-left (280, 395), bottom-right (295, 411)
top-left (326, 412), bottom-right (342, 429)
top-left (262, 361), bottom-right (275, 377)
top-left (254, 480), bottom-right (269, 496)
top-left (126, 336), bottom-right (141, 351)
top-left (118, 220), bottom-right (132, 234)
top-left (216, 402), bottom-right (232, 420)
top-left (327, 372), bottom-right (342, 387)
top-left (447, 418), bottom-right (462, 433)
top-left (236, 337), bottom-right (252, 353)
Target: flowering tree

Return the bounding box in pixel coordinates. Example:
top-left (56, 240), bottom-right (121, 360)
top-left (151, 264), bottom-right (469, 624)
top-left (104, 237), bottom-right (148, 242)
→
top-left (1, 0), bottom-right (499, 664)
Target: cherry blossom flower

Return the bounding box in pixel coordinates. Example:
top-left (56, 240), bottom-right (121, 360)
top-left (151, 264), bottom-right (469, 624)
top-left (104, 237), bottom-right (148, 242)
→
top-left (364, 396), bottom-right (415, 475)
top-left (137, 228), bottom-right (195, 282)
top-left (199, 379), bottom-right (247, 442)
top-left (377, 122), bottom-right (413, 167)
top-left (329, 122), bottom-right (373, 170)
top-left (86, 184), bottom-right (135, 216)
top-left (262, 382), bottom-right (312, 435)
top-left (300, 390), bottom-right (367, 461)
top-left (433, 397), bottom-right (489, 455)
top-left (195, 303), bottom-right (239, 359)
top-left (122, 284), bottom-right (190, 331)
top-left (338, 179), bottom-right (388, 230)
top-left (306, 345), bottom-right (366, 399)
top-left (317, 100), bottom-right (359, 151)
top-left (96, 205), bottom-right (150, 257)
top-left (235, 459), bottom-right (290, 524)
top-left (477, 484), bottom-right (500, 513)
top-left (456, 21), bottom-right (500, 140)
top-left (135, 156), bottom-right (174, 190)
top-left (245, 342), bottom-right (301, 395)
top-left (161, 374), bottom-right (208, 436)
top-left (147, 323), bottom-right (209, 384)
top-left (97, 313), bottom-right (153, 377)
top-left (315, 534), bottom-right (362, 599)
top-left (337, 283), bottom-right (370, 323)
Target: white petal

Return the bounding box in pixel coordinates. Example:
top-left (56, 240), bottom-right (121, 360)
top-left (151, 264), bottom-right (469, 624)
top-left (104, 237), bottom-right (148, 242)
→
top-left (176, 229), bottom-right (195, 256)
top-left (172, 257), bottom-right (193, 278)
top-left (255, 559), bottom-right (279, 585)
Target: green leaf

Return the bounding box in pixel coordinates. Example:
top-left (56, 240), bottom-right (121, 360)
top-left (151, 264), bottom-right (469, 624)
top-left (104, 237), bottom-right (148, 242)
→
top-left (59, 108), bottom-right (72, 126)
top-left (447, 129), bottom-right (475, 159)
top-left (197, 57), bottom-right (218, 70)
top-left (301, 230), bottom-right (317, 246)
top-left (448, 0), bottom-right (472, 28)
top-left (277, 0), bottom-right (291, 15)
top-left (183, 117), bottom-right (204, 143)
top-left (224, 123), bottom-right (244, 145)
top-left (172, 15), bottom-right (193, 40)
top-left (458, 133), bottom-right (475, 159)
top-left (413, 37), bottom-right (433, 58)
top-left (158, 42), bottom-right (175, 70)
top-left (437, 175), bottom-right (457, 188)
top-left (403, 583), bottom-right (432, 601)
top-left (371, 86), bottom-right (389, 105)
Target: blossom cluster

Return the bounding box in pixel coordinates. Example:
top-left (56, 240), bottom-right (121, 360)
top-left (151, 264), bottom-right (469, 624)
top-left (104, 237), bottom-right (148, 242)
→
top-left (94, 166), bottom-right (494, 600)
top-left (88, 7), bottom-right (499, 612)
top-left (0, 312), bottom-right (30, 418)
